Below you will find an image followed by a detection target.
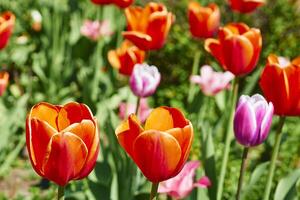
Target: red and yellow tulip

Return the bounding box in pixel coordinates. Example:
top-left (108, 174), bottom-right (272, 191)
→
top-left (115, 106), bottom-right (193, 183)
top-left (26, 102), bottom-right (100, 186)
top-left (205, 23), bottom-right (262, 76)
top-left (0, 11), bottom-right (15, 50)
top-left (123, 2), bottom-right (174, 50)
top-left (260, 54), bottom-right (300, 116)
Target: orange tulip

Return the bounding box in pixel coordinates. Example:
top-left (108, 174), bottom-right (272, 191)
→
top-left (115, 106), bottom-right (193, 183)
top-left (91, 0), bottom-right (134, 8)
top-left (123, 2), bottom-right (175, 50)
top-left (0, 11), bottom-right (15, 50)
top-left (108, 40), bottom-right (145, 76)
top-left (188, 2), bottom-right (220, 39)
top-left (0, 71), bottom-right (9, 96)
top-left (259, 54), bottom-right (300, 116)
top-left (26, 102), bottom-right (100, 186)
top-left (205, 23), bottom-right (262, 76)
top-left (229, 0), bottom-right (265, 13)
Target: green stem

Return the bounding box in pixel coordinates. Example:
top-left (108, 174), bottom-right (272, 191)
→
top-left (236, 147), bottom-right (249, 200)
top-left (149, 182), bottom-right (159, 200)
top-left (263, 116), bottom-right (286, 200)
top-left (217, 77), bottom-right (239, 200)
top-left (187, 50), bottom-right (201, 104)
top-left (135, 96), bottom-right (141, 116)
top-left (57, 185), bottom-right (65, 200)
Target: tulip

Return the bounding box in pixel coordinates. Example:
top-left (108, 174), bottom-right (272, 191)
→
top-left (0, 11), bottom-right (15, 50)
top-left (0, 71), bottom-right (9, 96)
top-left (26, 102), bottom-right (100, 186)
top-left (188, 2), bottom-right (220, 39)
top-left (81, 20), bottom-right (113, 41)
top-left (123, 2), bottom-right (174, 50)
top-left (129, 63), bottom-right (161, 98)
top-left (158, 161), bottom-right (211, 199)
top-left (259, 54), bottom-right (300, 116)
top-left (115, 106), bottom-right (194, 183)
top-left (190, 65), bottom-right (234, 96)
top-left (108, 40), bottom-right (145, 76)
top-left (234, 94), bottom-right (274, 147)
top-left (205, 23), bottom-right (262, 76)
top-left (30, 10), bottom-right (42, 32)
top-left (91, 0), bottom-right (134, 8)
top-left (119, 98), bottom-right (152, 123)
top-left (229, 0), bottom-right (265, 13)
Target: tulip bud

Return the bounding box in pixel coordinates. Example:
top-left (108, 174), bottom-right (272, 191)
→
top-left (129, 63), bottom-right (161, 97)
top-left (0, 11), bottom-right (15, 50)
top-left (234, 94), bottom-right (274, 147)
top-left (30, 10), bottom-right (42, 32)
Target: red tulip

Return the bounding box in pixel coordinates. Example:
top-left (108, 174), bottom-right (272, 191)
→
top-left (188, 2), bottom-right (220, 39)
top-left (108, 40), bottom-right (145, 76)
top-left (26, 102), bottom-right (100, 186)
top-left (205, 23), bottom-right (262, 76)
top-left (259, 54), bottom-right (300, 116)
top-left (115, 106), bottom-right (193, 183)
top-left (0, 11), bottom-right (15, 50)
top-left (123, 2), bottom-right (175, 50)
top-left (0, 71), bottom-right (9, 96)
top-left (91, 0), bottom-right (134, 8)
top-left (229, 0), bottom-right (265, 13)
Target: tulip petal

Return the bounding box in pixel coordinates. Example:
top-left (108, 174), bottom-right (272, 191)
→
top-left (234, 101), bottom-right (257, 146)
top-left (194, 176), bottom-right (212, 188)
top-left (259, 102), bottom-right (273, 144)
top-left (26, 118), bottom-right (57, 174)
top-left (125, 7), bottom-right (145, 31)
top-left (133, 130), bottom-right (182, 182)
top-left (108, 50), bottom-right (121, 69)
top-left (223, 35), bottom-right (254, 75)
top-left (77, 119), bottom-right (100, 179)
top-left (204, 39), bottom-right (224, 68)
top-left (42, 132), bottom-right (88, 186)
top-left (116, 114), bottom-right (143, 157)
top-left (57, 102), bottom-right (94, 131)
top-left (145, 107), bottom-right (174, 131)
top-left (30, 102), bottom-right (60, 130)
top-left (123, 31), bottom-right (152, 51)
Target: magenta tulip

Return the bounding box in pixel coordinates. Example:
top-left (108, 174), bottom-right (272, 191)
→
top-left (234, 94), bottom-right (274, 147)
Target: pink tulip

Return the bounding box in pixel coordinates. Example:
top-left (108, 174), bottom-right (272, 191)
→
top-left (119, 98), bottom-right (152, 123)
top-left (80, 20), bottom-right (113, 41)
top-left (190, 65), bottom-right (234, 96)
top-left (158, 161), bottom-right (211, 199)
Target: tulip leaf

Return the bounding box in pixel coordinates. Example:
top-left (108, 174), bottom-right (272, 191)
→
top-left (274, 169), bottom-right (300, 200)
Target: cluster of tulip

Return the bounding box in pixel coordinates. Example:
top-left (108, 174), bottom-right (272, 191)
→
top-left (0, 0), bottom-right (299, 199)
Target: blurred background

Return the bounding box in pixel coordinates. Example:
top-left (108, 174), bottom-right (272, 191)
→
top-left (0, 0), bottom-right (299, 199)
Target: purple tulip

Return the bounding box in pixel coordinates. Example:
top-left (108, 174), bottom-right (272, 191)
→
top-left (234, 94), bottom-right (274, 147)
top-left (129, 63), bottom-right (161, 97)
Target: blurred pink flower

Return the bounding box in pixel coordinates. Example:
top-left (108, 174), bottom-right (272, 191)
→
top-left (119, 98), bottom-right (151, 123)
top-left (158, 161), bottom-right (211, 199)
top-left (190, 65), bottom-right (234, 96)
top-left (80, 20), bottom-right (113, 41)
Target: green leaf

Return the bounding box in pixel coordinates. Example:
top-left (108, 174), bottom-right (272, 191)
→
top-left (274, 169), bottom-right (300, 200)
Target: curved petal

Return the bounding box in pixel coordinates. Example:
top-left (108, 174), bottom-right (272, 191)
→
top-left (133, 130), bottom-right (182, 182)
top-left (122, 31), bottom-right (152, 50)
top-left (204, 39), bottom-right (225, 69)
top-left (42, 132), bottom-right (88, 186)
top-left (77, 118), bottom-right (100, 179)
top-left (222, 35), bottom-right (254, 75)
top-left (30, 102), bottom-right (60, 130)
top-left (165, 123), bottom-right (193, 174)
top-left (108, 50), bottom-right (121, 69)
top-left (116, 114), bottom-right (143, 157)
top-left (57, 102), bottom-right (94, 131)
top-left (234, 101), bottom-right (257, 146)
top-left (26, 118), bottom-right (57, 175)
top-left (258, 102), bottom-right (273, 144)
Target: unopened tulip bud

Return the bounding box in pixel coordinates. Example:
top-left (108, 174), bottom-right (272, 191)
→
top-left (234, 94), bottom-right (274, 147)
top-left (129, 63), bottom-right (161, 97)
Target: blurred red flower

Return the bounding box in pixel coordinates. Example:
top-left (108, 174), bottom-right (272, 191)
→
top-left (0, 11), bottom-right (15, 50)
